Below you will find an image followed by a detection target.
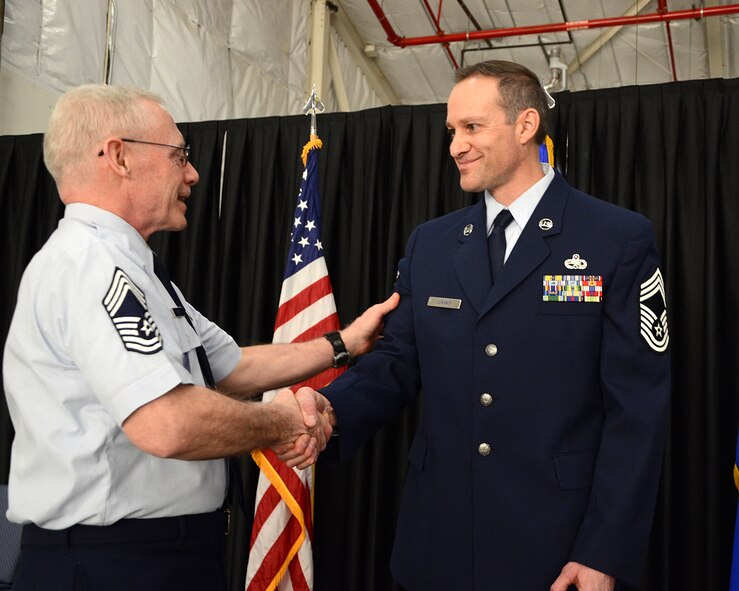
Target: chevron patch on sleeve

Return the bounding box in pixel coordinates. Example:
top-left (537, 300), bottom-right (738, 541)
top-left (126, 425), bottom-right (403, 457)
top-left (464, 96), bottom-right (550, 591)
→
top-left (103, 267), bottom-right (163, 355)
top-left (639, 268), bottom-right (669, 353)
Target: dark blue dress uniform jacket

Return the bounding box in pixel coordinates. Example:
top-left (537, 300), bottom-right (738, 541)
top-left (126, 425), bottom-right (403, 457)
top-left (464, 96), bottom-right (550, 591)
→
top-left (322, 173), bottom-right (671, 591)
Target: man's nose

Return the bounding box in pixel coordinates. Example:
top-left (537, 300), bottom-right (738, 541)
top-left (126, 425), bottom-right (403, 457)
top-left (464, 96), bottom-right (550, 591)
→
top-left (184, 161), bottom-right (200, 185)
top-left (449, 136), bottom-right (469, 159)
top-left (449, 132), bottom-right (468, 159)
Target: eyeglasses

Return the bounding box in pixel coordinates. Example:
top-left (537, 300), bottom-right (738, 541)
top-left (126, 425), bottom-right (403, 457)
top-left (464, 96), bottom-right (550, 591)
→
top-left (97, 138), bottom-right (191, 167)
top-left (121, 138), bottom-right (191, 167)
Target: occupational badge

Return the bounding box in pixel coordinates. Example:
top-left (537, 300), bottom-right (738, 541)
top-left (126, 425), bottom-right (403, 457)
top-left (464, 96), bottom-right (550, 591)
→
top-left (639, 268), bottom-right (669, 353)
top-left (564, 254), bottom-right (588, 270)
top-left (103, 267), bottom-right (163, 354)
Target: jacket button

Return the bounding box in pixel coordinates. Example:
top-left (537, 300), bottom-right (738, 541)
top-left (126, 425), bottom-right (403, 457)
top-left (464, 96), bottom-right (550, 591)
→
top-left (480, 393), bottom-right (493, 406)
top-left (478, 443), bottom-right (491, 456)
top-left (484, 344), bottom-right (498, 357)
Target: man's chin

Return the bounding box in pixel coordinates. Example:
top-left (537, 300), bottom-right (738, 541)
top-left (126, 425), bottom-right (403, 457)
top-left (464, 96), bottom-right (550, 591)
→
top-left (459, 177), bottom-right (483, 193)
top-left (166, 217), bottom-right (188, 232)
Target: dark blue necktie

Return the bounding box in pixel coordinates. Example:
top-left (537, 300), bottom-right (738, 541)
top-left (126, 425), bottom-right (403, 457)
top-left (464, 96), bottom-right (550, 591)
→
top-left (488, 209), bottom-right (514, 284)
top-left (152, 252), bottom-right (245, 513)
top-left (153, 254), bottom-right (216, 387)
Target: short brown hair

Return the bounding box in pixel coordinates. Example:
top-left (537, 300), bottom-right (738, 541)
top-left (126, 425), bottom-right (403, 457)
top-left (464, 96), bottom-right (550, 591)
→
top-left (455, 60), bottom-right (549, 144)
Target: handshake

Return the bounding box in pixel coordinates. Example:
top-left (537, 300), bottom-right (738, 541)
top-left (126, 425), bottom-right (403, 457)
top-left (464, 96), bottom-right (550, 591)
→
top-left (267, 386), bottom-right (337, 470)
top-left (246, 292), bottom-right (400, 470)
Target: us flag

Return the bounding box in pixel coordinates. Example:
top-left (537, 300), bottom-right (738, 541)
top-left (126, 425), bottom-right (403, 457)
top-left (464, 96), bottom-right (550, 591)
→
top-left (245, 135), bottom-right (343, 591)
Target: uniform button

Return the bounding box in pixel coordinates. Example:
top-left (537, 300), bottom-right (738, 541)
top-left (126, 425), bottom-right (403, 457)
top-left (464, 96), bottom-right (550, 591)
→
top-left (480, 393), bottom-right (493, 406)
top-left (478, 443), bottom-right (491, 456)
top-left (484, 344), bottom-right (498, 357)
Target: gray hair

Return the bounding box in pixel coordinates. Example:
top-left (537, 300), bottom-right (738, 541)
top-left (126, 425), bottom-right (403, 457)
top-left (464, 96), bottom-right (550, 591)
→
top-left (43, 84), bottom-right (164, 185)
top-left (455, 60), bottom-right (550, 145)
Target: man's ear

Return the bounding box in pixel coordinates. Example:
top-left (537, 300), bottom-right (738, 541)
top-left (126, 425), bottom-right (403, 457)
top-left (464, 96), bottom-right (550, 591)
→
top-left (516, 108), bottom-right (540, 145)
top-left (99, 138), bottom-right (131, 178)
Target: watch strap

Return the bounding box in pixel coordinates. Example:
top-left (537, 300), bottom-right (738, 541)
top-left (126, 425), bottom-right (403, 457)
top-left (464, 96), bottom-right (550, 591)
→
top-left (324, 331), bottom-right (350, 368)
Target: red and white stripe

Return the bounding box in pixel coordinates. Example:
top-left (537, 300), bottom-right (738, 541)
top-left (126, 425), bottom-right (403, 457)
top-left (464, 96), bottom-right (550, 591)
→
top-left (246, 258), bottom-right (342, 590)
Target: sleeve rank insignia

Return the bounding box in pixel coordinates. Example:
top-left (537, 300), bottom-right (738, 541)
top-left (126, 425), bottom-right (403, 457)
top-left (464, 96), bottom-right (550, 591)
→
top-left (639, 268), bottom-right (669, 353)
top-left (103, 267), bottom-right (163, 355)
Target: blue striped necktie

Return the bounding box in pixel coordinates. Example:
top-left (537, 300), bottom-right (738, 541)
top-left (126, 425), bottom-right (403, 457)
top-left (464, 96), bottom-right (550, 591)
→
top-left (152, 252), bottom-right (245, 513)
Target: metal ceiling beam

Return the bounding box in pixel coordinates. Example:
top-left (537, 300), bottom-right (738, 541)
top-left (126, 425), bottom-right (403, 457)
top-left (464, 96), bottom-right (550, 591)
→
top-left (566, 0), bottom-right (650, 76)
top-left (419, 0), bottom-right (459, 69)
top-left (0, 0), bottom-right (5, 63)
top-left (309, 0), bottom-right (331, 105)
top-left (705, 0), bottom-right (724, 78)
top-left (328, 32), bottom-right (350, 111)
top-left (658, 0), bottom-right (678, 81)
top-left (365, 0), bottom-right (739, 47)
top-left (102, 0), bottom-right (118, 84)
top-left (332, 2), bottom-right (400, 105)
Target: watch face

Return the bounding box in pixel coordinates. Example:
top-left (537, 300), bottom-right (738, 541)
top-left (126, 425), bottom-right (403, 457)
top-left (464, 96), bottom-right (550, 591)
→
top-left (334, 351), bottom-right (351, 367)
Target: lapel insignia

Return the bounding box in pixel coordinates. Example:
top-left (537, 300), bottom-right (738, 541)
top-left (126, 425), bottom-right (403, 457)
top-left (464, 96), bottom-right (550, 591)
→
top-left (463, 224), bottom-right (474, 236)
top-left (639, 268), bottom-right (669, 353)
top-left (564, 254), bottom-right (588, 270)
top-left (543, 275), bottom-right (603, 302)
top-left (538, 218), bottom-right (553, 230)
top-left (103, 267), bottom-right (163, 355)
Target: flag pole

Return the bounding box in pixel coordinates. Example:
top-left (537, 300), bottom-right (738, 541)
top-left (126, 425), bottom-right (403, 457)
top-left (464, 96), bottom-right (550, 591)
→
top-left (246, 85), bottom-right (339, 591)
top-left (299, 83), bottom-right (325, 538)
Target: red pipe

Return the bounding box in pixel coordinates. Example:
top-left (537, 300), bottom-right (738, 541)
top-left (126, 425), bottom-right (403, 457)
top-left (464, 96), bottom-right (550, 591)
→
top-left (421, 0), bottom-right (443, 35)
top-left (420, 0), bottom-right (459, 69)
top-left (366, 0), bottom-right (402, 45)
top-left (658, 0), bottom-right (679, 82)
top-left (366, 0), bottom-right (739, 48)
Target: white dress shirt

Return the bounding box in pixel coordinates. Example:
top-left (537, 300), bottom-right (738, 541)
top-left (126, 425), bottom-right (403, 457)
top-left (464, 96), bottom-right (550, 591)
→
top-left (484, 163), bottom-right (555, 262)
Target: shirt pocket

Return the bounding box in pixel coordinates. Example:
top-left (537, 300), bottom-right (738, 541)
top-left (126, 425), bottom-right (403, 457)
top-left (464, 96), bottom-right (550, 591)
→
top-left (167, 314), bottom-right (203, 375)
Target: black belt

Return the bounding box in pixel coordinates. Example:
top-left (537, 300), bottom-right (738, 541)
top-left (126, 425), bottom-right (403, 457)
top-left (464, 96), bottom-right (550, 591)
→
top-left (21, 509), bottom-right (230, 547)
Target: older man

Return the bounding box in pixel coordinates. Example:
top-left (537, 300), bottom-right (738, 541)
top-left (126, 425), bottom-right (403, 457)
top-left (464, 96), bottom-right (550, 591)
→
top-left (3, 84), bottom-right (397, 590)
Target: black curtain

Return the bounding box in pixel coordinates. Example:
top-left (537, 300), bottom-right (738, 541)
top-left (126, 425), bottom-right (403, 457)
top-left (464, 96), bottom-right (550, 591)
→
top-left (0, 78), bottom-right (737, 591)
top-left (549, 78), bottom-right (739, 591)
top-left (0, 134), bottom-right (64, 481)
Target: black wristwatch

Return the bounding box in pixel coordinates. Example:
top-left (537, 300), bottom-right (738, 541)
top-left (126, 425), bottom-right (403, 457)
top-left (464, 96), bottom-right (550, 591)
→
top-left (324, 331), bottom-right (351, 368)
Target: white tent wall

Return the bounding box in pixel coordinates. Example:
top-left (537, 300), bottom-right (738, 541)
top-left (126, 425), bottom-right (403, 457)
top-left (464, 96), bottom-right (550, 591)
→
top-left (0, 69), bottom-right (57, 135)
top-left (0, 0), bottom-right (385, 135)
top-left (2, 0), bottom-right (739, 136)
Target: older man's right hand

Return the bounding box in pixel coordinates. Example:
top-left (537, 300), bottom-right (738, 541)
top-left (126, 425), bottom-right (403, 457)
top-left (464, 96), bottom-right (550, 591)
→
top-left (269, 387), bottom-right (333, 469)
